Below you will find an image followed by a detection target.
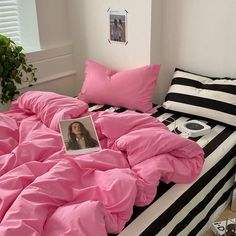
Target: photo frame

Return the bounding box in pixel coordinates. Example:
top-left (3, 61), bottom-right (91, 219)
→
top-left (59, 115), bottom-right (101, 154)
top-left (108, 9), bottom-right (128, 44)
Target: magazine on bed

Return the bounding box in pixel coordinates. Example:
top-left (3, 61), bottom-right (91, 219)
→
top-left (211, 218), bottom-right (236, 236)
top-left (59, 115), bottom-right (101, 154)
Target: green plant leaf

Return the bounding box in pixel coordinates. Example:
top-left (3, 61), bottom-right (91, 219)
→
top-left (0, 64), bottom-right (3, 76)
top-left (0, 34), bottom-right (37, 104)
top-left (14, 77), bottom-right (22, 84)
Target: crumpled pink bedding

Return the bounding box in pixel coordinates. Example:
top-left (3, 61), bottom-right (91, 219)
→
top-left (0, 91), bottom-right (204, 236)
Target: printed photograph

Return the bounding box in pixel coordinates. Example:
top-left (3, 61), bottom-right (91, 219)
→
top-left (109, 10), bottom-right (126, 43)
top-left (59, 116), bottom-right (101, 154)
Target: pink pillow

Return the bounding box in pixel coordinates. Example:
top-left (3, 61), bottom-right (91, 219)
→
top-left (78, 60), bottom-right (161, 113)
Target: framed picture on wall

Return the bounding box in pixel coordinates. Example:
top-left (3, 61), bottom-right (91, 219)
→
top-left (109, 9), bottom-right (127, 43)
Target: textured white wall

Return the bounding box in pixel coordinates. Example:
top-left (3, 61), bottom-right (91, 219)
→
top-left (68, 0), bottom-right (236, 104)
top-left (35, 0), bottom-right (71, 49)
top-left (30, 0), bottom-right (77, 100)
top-left (67, 0), bottom-right (162, 93)
top-left (158, 0), bottom-right (236, 103)
top-left (150, 0), bottom-right (163, 103)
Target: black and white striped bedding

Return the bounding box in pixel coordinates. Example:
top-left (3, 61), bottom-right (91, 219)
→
top-left (89, 104), bottom-right (236, 236)
top-left (162, 68), bottom-right (236, 127)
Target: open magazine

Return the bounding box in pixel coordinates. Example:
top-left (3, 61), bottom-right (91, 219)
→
top-left (59, 115), bottom-right (101, 154)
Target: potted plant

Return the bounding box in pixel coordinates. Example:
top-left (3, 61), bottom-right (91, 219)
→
top-left (0, 34), bottom-right (37, 104)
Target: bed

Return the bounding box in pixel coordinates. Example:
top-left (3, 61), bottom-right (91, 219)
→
top-left (98, 104), bottom-right (235, 236)
top-left (116, 67), bottom-right (236, 236)
top-left (0, 61), bottom-right (235, 236)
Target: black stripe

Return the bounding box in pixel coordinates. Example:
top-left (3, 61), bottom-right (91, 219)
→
top-left (140, 145), bottom-right (236, 236)
top-left (202, 128), bottom-right (235, 157)
top-left (135, 110), bottom-right (144, 113)
top-left (189, 187), bottom-right (233, 236)
top-left (92, 104), bottom-right (111, 111)
top-left (189, 136), bottom-right (202, 142)
top-left (175, 68), bottom-right (236, 81)
top-left (171, 77), bottom-right (236, 95)
top-left (171, 77), bottom-right (202, 87)
top-left (169, 164), bottom-right (235, 235)
top-left (115, 107), bottom-right (128, 113)
top-left (205, 121), bottom-right (217, 129)
top-left (151, 109), bottom-right (166, 118)
top-left (173, 128), bottom-right (181, 135)
top-left (108, 184), bottom-right (175, 236)
top-left (88, 103), bottom-right (98, 108)
top-left (166, 93), bottom-right (236, 115)
top-left (160, 107), bottom-right (235, 128)
top-left (127, 182), bottom-right (175, 226)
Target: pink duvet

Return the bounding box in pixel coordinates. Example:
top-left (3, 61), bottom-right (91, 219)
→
top-left (0, 91), bottom-right (204, 236)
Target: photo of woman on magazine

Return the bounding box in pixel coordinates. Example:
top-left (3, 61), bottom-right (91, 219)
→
top-left (59, 116), bottom-right (101, 154)
top-left (67, 121), bottom-right (99, 150)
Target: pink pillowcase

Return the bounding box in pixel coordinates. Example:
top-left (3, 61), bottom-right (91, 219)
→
top-left (78, 60), bottom-right (161, 113)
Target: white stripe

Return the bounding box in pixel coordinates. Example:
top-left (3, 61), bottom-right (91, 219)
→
top-left (140, 105), bottom-right (162, 116)
top-left (196, 125), bottom-right (225, 148)
top-left (168, 84), bottom-right (236, 104)
top-left (181, 175), bottom-right (235, 236)
top-left (88, 105), bottom-right (122, 112)
top-left (88, 104), bottom-right (104, 111)
top-left (162, 101), bottom-right (236, 126)
top-left (174, 71), bottom-right (236, 86)
top-left (155, 112), bottom-right (173, 122)
top-left (166, 116), bottom-right (190, 132)
top-left (119, 129), bottom-right (236, 236)
top-left (197, 196), bottom-right (232, 236)
top-left (159, 158), bottom-right (235, 236)
top-left (152, 104), bottom-right (162, 113)
top-left (105, 106), bottom-right (118, 112)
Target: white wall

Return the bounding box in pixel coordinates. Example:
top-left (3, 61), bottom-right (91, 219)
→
top-left (36, 0), bottom-right (71, 49)
top-left (68, 0), bottom-right (162, 91)
top-left (0, 0), bottom-right (77, 112)
top-left (68, 0), bottom-right (236, 105)
top-left (34, 0), bottom-right (76, 98)
top-left (150, 0), bottom-right (163, 103)
top-left (159, 0), bottom-right (236, 103)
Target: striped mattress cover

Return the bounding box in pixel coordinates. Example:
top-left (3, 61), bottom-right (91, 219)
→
top-left (89, 104), bottom-right (236, 236)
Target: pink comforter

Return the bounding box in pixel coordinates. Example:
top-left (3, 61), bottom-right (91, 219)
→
top-left (0, 91), bottom-right (204, 236)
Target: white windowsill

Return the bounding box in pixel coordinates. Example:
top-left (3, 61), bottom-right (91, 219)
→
top-left (25, 43), bottom-right (73, 63)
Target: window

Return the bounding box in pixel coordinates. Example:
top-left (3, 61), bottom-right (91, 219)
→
top-left (0, 0), bottom-right (21, 44)
top-left (0, 0), bottom-right (40, 52)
